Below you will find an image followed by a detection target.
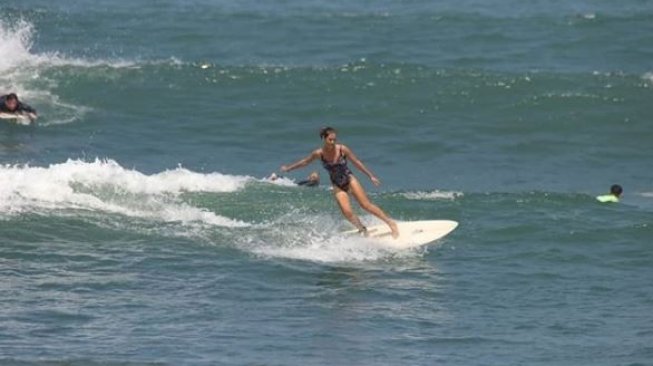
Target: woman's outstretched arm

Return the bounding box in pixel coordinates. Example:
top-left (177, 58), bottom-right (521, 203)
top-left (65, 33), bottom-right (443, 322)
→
top-left (281, 149), bottom-right (320, 172)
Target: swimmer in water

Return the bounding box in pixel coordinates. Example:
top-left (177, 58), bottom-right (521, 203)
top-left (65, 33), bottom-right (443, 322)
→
top-left (0, 93), bottom-right (37, 122)
top-left (596, 184), bottom-right (622, 203)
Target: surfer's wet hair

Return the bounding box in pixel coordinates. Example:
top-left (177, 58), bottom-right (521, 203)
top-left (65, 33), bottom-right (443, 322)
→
top-left (319, 127), bottom-right (336, 139)
top-left (6, 93), bottom-right (18, 101)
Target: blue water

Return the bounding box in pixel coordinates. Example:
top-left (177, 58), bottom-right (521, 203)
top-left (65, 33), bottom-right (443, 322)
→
top-left (1, 1), bottom-right (652, 365)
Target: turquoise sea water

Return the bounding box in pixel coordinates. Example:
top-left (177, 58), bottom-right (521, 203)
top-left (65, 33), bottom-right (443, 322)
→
top-left (1, 1), bottom-right (652, 365)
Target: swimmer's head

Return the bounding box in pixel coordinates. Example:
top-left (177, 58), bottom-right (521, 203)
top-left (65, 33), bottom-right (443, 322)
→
top-left (4, 93), bottom-right (18, 111)
top-left (610, 184), bottom-right (623, 197)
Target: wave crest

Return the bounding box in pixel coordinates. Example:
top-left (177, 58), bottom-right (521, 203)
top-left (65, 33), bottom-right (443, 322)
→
top-left (0, 159), bottom-right (250, 228)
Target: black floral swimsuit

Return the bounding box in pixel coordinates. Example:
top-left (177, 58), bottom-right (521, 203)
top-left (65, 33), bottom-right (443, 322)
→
top-left (321, 146), bottom-right (352, 191)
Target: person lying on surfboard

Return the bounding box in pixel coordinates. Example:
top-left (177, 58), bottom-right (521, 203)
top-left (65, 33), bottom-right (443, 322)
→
top-left (281, 126), bottom-right (399, 238)
top-left (267, 171), bottom-right (320, 187)
top-left (297, 171), bottom-right (320, 187)
top-left (0, 93), bottom-right (37, 122)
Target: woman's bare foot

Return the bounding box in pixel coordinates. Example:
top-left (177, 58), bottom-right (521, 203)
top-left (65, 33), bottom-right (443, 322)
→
top-left (389, 221), bottom-right (399, 239)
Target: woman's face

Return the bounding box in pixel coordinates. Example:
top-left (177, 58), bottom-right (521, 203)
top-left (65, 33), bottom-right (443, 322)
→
top-left (324, 132), bottom-right (337, 147)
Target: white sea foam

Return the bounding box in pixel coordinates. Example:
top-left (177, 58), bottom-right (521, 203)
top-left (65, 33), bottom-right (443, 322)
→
top-left (252, 234), bottom-right (404, 263)
top-left (0, 159), bottom-right (250, 228)
top-left (643, 72), bottom-right (653, 85)
top-left (0, 19), bottom-right (38, 72)
top-left (246, 214), bottom-right (423, 263)
top-left (0, 19), bottom-right (153, 72)
top-left (261, 175), bottom-right (298, 187)
top-left (399, 190), bottom-right (463, 201)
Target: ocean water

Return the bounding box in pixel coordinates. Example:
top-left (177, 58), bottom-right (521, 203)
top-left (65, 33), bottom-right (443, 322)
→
top-left (1, 0), bottom-right (652, 365)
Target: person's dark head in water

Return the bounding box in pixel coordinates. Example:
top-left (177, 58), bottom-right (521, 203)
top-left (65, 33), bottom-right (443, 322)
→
top-left (267, 171), bottom-right (319, 187)
top-left (0, 93), bottom-right (38, 121)
top-left (611, 184), bottom-right (623, 196)
top-left (297, 171), bottom-right (320, 187)
top-left (597, 184), bottom-right (623, 203)
top-left (280, 126), bottom-right (399, 238)
top-left (3, 93), bottom-right (19, 112)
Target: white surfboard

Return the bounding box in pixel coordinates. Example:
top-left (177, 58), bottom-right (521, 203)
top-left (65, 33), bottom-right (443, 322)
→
top-left (343, 220), bottom-right (458, 249)
top-left (0, 112), bottom-right (35, 125)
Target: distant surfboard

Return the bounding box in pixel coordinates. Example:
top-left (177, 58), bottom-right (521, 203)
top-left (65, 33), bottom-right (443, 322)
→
top-left (0, 112), bottom-right (35, 125)
top-left (343, 220), bottom-right (458, 249)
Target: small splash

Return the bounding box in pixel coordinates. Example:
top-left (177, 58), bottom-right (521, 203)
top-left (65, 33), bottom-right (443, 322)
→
top-left (261, 174), bottom-right (297, 187)
top-left (0, 19), bottom-right (142, 72)
top-left (643, 72), bottom-right (653, 85)
top-left (399, 190), bottom-right (463, 201)
top-left (0, 19), bottom-right (35, 73)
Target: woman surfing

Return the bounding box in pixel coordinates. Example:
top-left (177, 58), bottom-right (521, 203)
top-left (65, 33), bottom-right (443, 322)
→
top-left (281, 127), bottom-right (399, 238)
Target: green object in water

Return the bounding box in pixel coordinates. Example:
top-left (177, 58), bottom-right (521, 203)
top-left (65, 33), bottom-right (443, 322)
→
top-left (596, 194), bottom-right (619, 203)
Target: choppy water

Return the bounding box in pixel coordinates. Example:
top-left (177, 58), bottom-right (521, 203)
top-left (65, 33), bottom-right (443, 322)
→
top-left (1, 1), bottom-right (652, 365)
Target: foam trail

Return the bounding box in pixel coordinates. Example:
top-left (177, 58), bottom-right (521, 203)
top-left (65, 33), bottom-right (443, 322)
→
top-left (399, 190), bottom-right (463, 201)
top-left (245, 214), bottom-right (423, 263)
top-left (0, 159), bottom-right (251, 228)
